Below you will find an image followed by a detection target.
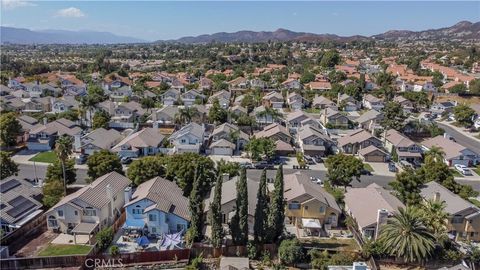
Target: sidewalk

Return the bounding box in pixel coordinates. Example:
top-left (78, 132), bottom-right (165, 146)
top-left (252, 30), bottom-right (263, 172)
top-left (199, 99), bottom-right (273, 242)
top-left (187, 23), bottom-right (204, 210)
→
top-left (12, 149), bottom-right (88, 169)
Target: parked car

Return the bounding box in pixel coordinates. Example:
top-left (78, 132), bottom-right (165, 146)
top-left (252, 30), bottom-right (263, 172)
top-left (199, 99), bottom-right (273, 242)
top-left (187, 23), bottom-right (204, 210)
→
top-left (239, 162), bottom-right (254, 169)
top-left (304, 155), bottom-right (316, 165)
top-left (388, 162), bottom-right (397, 172)
top-left (121, 157), bottom-right (132, 164)
top-left (360, 168), bottom-right (372, 175)
top-left (310, 177), bottom-right (323, 185)
top-left (76, 154), bottom-right (88, 165)
top-left (313, 156), bottom-right (323, 163)
top-left (254, 161), bottom-right (274, 169)
top-left (400, 160), bottom-right (414, 170)
top-left (455, 164), bottom-right (473, 176)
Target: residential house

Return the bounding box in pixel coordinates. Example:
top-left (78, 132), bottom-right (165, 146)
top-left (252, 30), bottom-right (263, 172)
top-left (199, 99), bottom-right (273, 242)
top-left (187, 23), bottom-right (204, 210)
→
top-left (109, 86), bottom-right (132, 102)
top-left (45, 172), bottom-right (130, 243)
top-left (229, 105), bottom-right (248, 117)
top-left (17, 115), bottom-right (39, 142)
top-left (181, 90), bottom-right (205, 107)
top-left (109, 101), bottom-right (146, 129)
top-left (150, 105), bottom-right (179, 126)
top-left (255, 123), bottom-right (292, 143)
top-left (262, 91), bottom-right (284, 109)
top-left (50, 98), bottom-right (76, 114)
top-left (252, 106), bottom-right (282, 125)
top-left (320, 108), bottom-right (350, 129)
top-left (284, 172), bottom-right (341, 234)
top-left (307, 81), bottom-right (332, 91)
top-left (199, 77), bottom-right (213, 91)
top-left (228, 77), bottom-right (248, 90)
top-left (338, 94), bottom-right (359, 112)
top-left (210, 122), bottom-right (249, 150)
top-left (24, 82), bottom-right (44, 98)
top-left (209, 139), bottom-right (236, 156)
top-left (337, 129), bottom-right (382, 154)
top-left (169, 122), bottom-right (205, 154)
top-left (431, 101), bottom-right (456, 115)
top-left (312, 96), bottom-right (336, 109)
top-left (27, 118), bottom-right (82, 151)
top-left (23, 97), bottom-right (51, 113)
top-left (344, 183), bottom-right (405, 239)
top-left (0, 178), bottom-right (43, 236)
top-left (393, 96), bottom-right (414, 113)
top-left (1, 96), bottom-right (26, 112)
top-left (123, 177), bottom-right (189, 235)
top-left (160, 89), bottom-right (181, 106)
top-left (102, 75), bottom-right (131, 91)
top-left (362, 94), bottom-right (384, 111)
top-left (422, 135), bottom-right (479, 167)
top-left (297, 124), bottom-right (331, 157)
top-left (204, 175), bottom-right (259, 234)
top-left (208, 90), bottom-right (231, 109)
top-left (384, 129), bottom-right (422, 163)
top-left (421, 181), bottom-right (480, 242)
top-left (286, 111), bottom-right (310, 130)
top-left (354, 110), bottom-right (384, 132)
top-left (357, 145), bottom-right (388, 162)
top-left (275, 140), bottom-right (295, 156)
top-left (77, 128), bottom-right (123, 155)
top-left (281, 78), bottom-right (302, 90)
top-left (112, 128), bottom-right (166, 158)
top-left (249, 78), bottom-right (267, 89)
top-left (287, 92), bottom-right (306, 110)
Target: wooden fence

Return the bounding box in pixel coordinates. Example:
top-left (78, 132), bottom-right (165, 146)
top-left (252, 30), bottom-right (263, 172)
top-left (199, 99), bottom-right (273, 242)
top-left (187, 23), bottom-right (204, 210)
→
top-left (1, 213), bottom-right (47, 256)
top-left (190, 243), bottom-right (277, 259)
top-left (1, 254), bottom-right (88, 270)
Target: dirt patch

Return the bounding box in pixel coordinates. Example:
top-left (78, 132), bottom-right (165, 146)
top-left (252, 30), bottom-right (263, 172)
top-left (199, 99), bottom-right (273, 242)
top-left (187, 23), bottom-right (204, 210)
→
top-left (14, 230), bottom-right (58, 257)
top-left (434, 95), bottom-right (480, 105)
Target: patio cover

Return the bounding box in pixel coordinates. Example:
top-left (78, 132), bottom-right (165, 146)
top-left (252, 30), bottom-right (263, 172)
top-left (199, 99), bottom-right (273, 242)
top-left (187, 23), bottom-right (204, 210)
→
top-left (302, 218), bottom-right (321, 229)
top-left (72, 222), bottom-right (98, 234)
top-left (122, 219), bottom-right (145, 229)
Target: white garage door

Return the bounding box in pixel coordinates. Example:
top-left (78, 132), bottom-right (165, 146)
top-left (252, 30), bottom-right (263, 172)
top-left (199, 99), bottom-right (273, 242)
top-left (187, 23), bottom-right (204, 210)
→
top-left (212, 147), bottom-right (232, 156)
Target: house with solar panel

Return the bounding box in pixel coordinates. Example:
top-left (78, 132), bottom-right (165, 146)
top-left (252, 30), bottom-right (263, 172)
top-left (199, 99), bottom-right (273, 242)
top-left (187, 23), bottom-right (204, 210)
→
top-left (123, 177), bottom-right (190, 236)
top-left (45, 172), bottom-right (130, 244)
top-left (0, 178), bottom-right (43, 236)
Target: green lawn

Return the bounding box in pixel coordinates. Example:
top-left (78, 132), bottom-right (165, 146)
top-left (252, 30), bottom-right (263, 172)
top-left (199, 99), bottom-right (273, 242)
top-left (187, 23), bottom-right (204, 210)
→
top-left (301, 238), bottom-right (359, 251)
top-left (474, 166), bottom-right (480, 176)
top-left (29, 151), bottom-right (58, 163)
top-left (450, 169), bottom-right (464, 177)
top-left (305, 108), bottom-right (322, 114)
top-left (469, 199), bottom-right (480, 208)
top-left (38, 244), bottom-right (92, 256)
top-left (363, 163), bottom-right (374, 172)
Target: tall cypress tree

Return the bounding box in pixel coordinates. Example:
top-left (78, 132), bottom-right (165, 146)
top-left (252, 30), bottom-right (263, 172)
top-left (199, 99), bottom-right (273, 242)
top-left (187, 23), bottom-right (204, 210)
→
top-left (268, 164), bottom-right (285, 243)
top-left (229, 167), bottom-right (249, 245)
top-left (254, 169), bottom-right (269, 244)
top-left (210, 175), bottom-right (224, 248)
top-left (188, 165), bottom-right (204, 244)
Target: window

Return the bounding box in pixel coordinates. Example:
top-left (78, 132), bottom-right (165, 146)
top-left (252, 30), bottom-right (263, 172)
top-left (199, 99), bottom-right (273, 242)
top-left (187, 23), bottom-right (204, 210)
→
top-left (177, 224), bottom-right (186, 232)
top-left (84, 207), bottom-right (96, 216)
top-left (48, 216), bottom-right (58, 228)
top-left (149, 214), bottom-right (156, 222)
top-left (452, 215), bottom-right (463, 224)
top-left (319, 206), bottom-right (326, 213)
top-left (181, 139), bottom-right (186, 144)
top-left (304, 206), bottom-right (309, 210)
top-left (58, 210), bottom-right (64, 217)
top-left (288, 202), bottom-right (301, 210)
top-left (133, 206), bottom-right (144, 215)
top-left (74, 211), bottom-right (78, 216)
top-left (151, 227), bottom-right (157, 234)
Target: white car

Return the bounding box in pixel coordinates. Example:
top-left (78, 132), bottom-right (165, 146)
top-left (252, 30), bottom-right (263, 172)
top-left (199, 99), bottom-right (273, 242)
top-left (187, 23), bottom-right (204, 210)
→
top-left (455, 164), bottom-right (473, 176)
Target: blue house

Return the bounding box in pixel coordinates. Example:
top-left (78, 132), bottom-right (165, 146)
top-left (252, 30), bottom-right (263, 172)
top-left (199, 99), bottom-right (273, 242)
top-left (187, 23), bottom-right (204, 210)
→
top-left (123, 177), bottom-right (190, 236)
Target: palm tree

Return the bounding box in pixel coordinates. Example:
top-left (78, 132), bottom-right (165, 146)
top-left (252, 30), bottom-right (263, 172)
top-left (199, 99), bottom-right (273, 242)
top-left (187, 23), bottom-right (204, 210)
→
top-left (80, 96), bottom-right (96, 127)
top-left (420, 199), bottom-right (449, 245)
top-left (175, 107), bottom-right (199, 125)
top-left (424, 146), bottom-right (445, 164)
top-left (55, 135), bottom-right (73, 195)
top-left (377, 207), bottom-right (436, 263)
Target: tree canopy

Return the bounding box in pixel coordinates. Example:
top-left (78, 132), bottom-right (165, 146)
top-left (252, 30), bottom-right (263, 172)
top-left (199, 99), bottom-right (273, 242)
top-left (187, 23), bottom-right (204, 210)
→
top-left (86, 150), bottom-right (123, 182)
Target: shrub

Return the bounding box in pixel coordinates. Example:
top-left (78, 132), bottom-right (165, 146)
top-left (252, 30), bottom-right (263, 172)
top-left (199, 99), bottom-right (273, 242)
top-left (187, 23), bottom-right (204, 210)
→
top-left (109, 245), bottom-right (120, 256)
top-left (247, 241), bottom-right (257, 259)
top-left (96, 227), bottom-right (114, 251)
top-left (278, 239), bottom-right (303, 266)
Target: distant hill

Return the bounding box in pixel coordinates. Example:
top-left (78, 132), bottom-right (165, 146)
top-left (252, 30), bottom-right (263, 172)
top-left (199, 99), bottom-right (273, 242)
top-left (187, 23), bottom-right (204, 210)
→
top-left (0, 27), bottom-right (146, 44)
top-left (372, 21), bottom-right (480, 41)
top-left (158, 21), bottom-right (480, 44)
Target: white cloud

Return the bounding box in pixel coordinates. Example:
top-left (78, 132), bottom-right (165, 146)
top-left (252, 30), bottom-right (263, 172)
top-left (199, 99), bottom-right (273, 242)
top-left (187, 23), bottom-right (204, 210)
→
top-left (54, 7), bottom-right (86, 18)
top-left (1, 0), bottom-right (36, 10)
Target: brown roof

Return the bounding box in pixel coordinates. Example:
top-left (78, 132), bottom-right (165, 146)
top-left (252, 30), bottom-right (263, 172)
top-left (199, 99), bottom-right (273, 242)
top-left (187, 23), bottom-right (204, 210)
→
top-left (337, 129), bottom-right (377, 147)
top-left (385, 129), bottom-right (415, 148)
top-left (422, 135), bottom-right (470, 160)
top-left (126, 177), bottom-right (190, 221)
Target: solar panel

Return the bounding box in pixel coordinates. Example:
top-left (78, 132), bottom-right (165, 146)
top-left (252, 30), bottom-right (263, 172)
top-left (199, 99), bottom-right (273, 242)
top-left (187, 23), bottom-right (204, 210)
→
top-left (0, 180), bottom-right (21, 193)
top-left (169, 204), bottom-right (176, 213)
top-left (6, 196), bottom-right (36, 218)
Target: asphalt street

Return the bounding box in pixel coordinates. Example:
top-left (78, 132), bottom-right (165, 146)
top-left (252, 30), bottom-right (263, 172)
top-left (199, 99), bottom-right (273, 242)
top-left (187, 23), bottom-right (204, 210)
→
top-left (16, 164), bottom-right (480, 191)
top-left (437, 123), bottom-right (480, 154)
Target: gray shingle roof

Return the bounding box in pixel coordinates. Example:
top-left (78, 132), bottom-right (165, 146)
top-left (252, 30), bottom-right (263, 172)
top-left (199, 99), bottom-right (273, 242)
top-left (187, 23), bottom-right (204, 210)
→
top-left (420, 181), bottom-right (478, 215)
top-left (0, 178), bottom-right (43, 224)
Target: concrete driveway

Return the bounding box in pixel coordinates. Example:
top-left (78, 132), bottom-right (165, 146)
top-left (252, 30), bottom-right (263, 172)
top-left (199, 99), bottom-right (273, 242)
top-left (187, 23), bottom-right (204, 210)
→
top-left (367, 162), bottom-right (396, 177)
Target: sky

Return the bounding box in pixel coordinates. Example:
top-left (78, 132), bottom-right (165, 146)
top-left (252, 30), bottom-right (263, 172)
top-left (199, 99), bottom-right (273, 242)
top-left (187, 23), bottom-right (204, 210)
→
top-left (1, 1), bottom-right (479, 41)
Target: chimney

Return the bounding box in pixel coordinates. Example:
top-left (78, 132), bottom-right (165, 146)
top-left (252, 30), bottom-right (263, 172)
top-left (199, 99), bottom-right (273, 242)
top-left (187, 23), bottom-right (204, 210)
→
top-left (323, 108), bottom-right (327, 125)
top-left (73, 134), bottom-right (82, 152)
top-left (124, 186), bottom-right (132, 204)
top-left (106, 184), bottom-right (114, 218)
top-left (43, 117), bottom-right (47, 126)
top-left (375, 209), bottom-right (389, 240)
top-left (353, 262), bottom-right (368, 270)
top-left (433, 192), bottom-right (441, 203)
top-left (222, 173), bottom-right (230, 182)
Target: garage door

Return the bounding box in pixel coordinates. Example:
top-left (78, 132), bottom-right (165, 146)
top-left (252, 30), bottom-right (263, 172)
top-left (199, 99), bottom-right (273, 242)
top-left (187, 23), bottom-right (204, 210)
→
top-left (365, 154), bottom-right (385, 162)
top-left (213, 147), bottom-right (232, 156)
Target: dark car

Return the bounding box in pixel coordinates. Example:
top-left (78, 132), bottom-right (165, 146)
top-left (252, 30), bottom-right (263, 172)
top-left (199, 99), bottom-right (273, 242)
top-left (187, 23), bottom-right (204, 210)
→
top-left (313, 156), bottom-right (323, 163)
top-left (76, 154), bottom-right (88, 165)
top-left (304, 155), bottom-right (316, 165)
top-left (388, 162), bottom-right (397, 172)
top-left (254, 161), bottom-right (274, 169)
top-left (360, 168), bottom-right (372, 175)
top-left (121, 157), bottom-right (132, 164)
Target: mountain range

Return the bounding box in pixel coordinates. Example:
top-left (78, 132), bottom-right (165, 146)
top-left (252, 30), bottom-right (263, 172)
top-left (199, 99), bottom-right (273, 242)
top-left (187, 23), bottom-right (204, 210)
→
top-left (0, 27), bottom-right (146, 44)
top-left (1, 21), bottom-right (479, 45)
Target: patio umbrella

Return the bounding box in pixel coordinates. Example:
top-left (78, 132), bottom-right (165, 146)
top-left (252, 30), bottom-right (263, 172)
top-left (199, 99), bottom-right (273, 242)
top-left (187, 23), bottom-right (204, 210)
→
top-left (136, 236), bottom-right (150, 247)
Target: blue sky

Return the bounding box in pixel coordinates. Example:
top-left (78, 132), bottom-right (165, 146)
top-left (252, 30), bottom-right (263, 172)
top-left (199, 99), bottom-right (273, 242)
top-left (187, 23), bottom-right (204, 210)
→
top-left (1, 1), bottom-right (479, 41)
